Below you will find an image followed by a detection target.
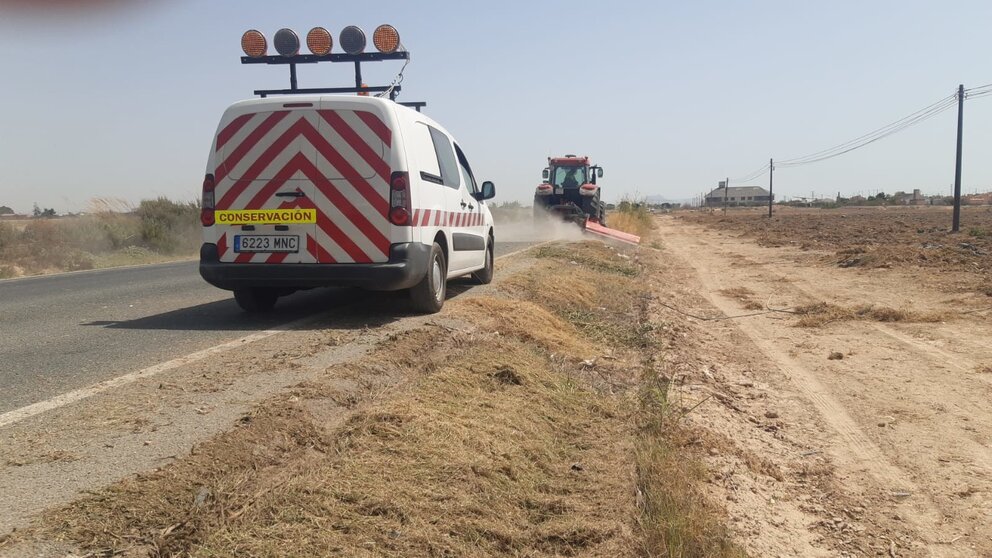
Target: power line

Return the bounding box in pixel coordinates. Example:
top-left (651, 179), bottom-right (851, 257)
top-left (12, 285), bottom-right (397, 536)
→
top-left (731, 164), bottom-right (770, 182)
top-left (776, 92), bottom-right (957, 167)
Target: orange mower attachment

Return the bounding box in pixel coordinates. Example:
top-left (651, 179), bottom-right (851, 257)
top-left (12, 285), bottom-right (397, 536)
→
top-left (584, 219), bottom-right (640, 245)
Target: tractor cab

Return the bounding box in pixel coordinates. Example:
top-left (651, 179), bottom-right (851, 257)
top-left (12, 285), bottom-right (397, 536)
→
top-left (535, 155), bottom-right (606, 226)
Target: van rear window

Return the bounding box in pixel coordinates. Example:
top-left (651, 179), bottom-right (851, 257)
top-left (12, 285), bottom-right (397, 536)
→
top-left (216, 109), bottom-right (385, 182)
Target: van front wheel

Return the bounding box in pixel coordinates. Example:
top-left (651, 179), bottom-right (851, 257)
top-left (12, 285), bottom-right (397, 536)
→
top-left (233, 287), bottom-right (278, 313)
top-left (471, 237), bottom-right (494, 285)
top-left (409, 242), bottom-right (446, 313)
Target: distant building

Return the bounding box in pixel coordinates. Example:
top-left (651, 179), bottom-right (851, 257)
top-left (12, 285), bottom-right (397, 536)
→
top-left (962, 192), bottom-right (992, 205)
top-left (704, 185), bottom-right (772, 207)
top-left (887, 189), bottom-right (928, 205)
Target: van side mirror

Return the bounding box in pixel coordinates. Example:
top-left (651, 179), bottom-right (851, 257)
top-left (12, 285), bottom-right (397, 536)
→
top-left (597, 167), bottom-right (604, 178)
top-left (476, 181), bottom-right (495, 201)
top-left (542, 168), bottom-right (550, 181)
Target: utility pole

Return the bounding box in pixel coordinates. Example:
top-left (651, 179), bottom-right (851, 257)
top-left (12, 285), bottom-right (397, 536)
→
top-left (952, 83), bottom-right (964, 232)
top-left (768, 158), bottom-right (774, 218)
top-left (723, 177), bottom-right (729, 212)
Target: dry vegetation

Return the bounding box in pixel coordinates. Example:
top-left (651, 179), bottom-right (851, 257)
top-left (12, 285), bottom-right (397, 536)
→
top-left (608, 202), bottom-right (655, 239)
top-left (717, 287), bottom-right (766, 311)
top-left (0, 198), bottom-right (199, 278)
top-left (10, 241), bottom-right (744, 557)
top-left (792, 301), bottom-right (948, 328)
top-left (680, 206), bottom-right (992, 295)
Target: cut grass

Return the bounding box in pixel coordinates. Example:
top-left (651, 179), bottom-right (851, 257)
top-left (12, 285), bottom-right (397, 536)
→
top-left (718, 287), bottom-right (766, 311)
top-left (793, 302), bottom-right (947, 328)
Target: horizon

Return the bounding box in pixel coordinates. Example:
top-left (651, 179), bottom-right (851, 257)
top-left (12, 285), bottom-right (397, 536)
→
top-left (3, 1), bottom-right (992, 214)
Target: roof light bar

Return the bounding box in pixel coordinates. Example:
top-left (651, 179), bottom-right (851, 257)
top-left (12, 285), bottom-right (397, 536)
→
top-left (306, 26), bottom-right (333, 56)
top-left (340, 25), bottom-right (366, 55)
top-left (373, 24), bottom-right (400, 54)
top-left (241, 30), bottom-right (267, 58)
top-left (273, 28), bottom-right (300, 57)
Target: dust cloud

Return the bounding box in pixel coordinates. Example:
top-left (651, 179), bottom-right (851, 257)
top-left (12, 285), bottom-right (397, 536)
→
top-left (494, 216), bottom-right (587, 243)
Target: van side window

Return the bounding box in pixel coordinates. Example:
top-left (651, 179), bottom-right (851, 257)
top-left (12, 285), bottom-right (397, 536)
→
top-left (454, 143), bottom-right (479, 194)
top-left (428, 126), bottom-right (460, 189)
top-left (411, 123), bottom-right (442, 182)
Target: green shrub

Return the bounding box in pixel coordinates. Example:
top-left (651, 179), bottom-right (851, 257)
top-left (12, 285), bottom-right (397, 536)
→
top-left (0, 221), bottom-right (14, 253)
top-left (135, 197), bottom-right (200, 254)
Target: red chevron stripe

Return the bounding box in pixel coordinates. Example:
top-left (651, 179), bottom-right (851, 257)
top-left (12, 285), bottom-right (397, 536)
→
top-left (240, 157), bottom-right (372, 263)
top-left (355, 111), bottom-right (392, 147)
top-left (297, 159), bottom-right (388, 260)
top-left (318, 110), bottom-right (390, 181)
top-left (217, 233), bottom-right (228, 258)
top-left (298, 124), bottom-right (389, 216)
top-left (263, 193), bottom-right (318, 264)
top-left (215, 111), bottom-right (289, 184)
top-left (315, 211), bottom-right (369, 262)
top-left (216, 114), bottom-right (254, 152)
top-left (307, 234), bottom-right (333, 262)
top-left (217, 117), bottom-right (310, 209)
top-left (243, 153), bottom-right (309, 210)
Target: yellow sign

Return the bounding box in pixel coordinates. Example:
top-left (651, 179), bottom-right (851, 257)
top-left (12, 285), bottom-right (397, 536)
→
top-left (215, 209), bottom-right (317, 225)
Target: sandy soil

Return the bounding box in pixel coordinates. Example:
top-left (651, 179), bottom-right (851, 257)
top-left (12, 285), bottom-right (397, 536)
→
top-left (649, 214), bottom-right (992, 557)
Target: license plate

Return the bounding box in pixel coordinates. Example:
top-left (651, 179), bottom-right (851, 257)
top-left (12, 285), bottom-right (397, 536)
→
top-left (554, 187), bottom-right (563, 195)
top-left (233, 235), bottom-right (299, 253)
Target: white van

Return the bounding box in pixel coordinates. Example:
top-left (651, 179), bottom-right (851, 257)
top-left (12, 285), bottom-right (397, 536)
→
top-left (199, 95), bottom-right (496, 313)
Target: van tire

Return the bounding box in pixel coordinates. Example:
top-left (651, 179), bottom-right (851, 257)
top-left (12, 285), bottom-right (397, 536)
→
top-left (409, 242), bottom-right (446, 313)
top-left (472, 237), bottom-right (494, 285)
top-left (233, 287), bottom-right (278, 313)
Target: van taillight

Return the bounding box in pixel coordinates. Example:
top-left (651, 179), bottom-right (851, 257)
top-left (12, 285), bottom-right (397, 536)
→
top-left (201, 173), bottom-right (216, 226)
top-left (388, 171), bottom-right (411, 226)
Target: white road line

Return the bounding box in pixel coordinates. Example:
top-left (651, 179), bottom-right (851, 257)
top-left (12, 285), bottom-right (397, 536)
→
top-left (0, 319), bottom-right (310, 429)
top-left (0, 243), bottom-right (545, 430)
top-left (0, 258), bottom-right (197, 284)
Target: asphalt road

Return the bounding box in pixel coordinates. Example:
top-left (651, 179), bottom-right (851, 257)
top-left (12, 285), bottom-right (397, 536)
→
top-left (0, 241), bottom-right (535, 416)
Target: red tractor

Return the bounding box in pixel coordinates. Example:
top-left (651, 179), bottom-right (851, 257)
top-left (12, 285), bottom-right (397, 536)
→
top-left (533, 155), bottom-right (607, 227)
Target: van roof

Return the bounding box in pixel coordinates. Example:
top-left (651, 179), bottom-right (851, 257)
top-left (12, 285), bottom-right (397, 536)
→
top-left (223, 95), bottom-right (452, 138)
top-left (226, 95), bottom-right (424, 115)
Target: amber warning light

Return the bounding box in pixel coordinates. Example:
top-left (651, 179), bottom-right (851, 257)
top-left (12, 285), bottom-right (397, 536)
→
top-left (238, 24), bottom-right (421, 109)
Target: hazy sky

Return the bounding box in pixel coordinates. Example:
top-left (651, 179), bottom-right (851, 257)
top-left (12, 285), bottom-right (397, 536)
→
top-left (2, 0), bottom-right (991, 213)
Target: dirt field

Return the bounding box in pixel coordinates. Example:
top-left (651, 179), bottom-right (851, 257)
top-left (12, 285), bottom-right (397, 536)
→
top-left (680, 206), bottom-right (992, 296)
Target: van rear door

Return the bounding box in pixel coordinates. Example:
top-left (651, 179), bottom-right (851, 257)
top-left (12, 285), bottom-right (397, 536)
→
top-left (314, 100), bottom-right (393, 264)
top-left (212, 105), bottom-right (319, 264)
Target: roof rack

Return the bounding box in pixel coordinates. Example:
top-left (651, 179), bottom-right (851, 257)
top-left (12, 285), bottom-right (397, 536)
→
top-left (239, 26), bottom-right (427, 112)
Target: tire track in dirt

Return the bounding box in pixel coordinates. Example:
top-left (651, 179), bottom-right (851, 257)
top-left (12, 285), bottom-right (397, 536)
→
top-left (656, 218), bottom-right (974, 557)
top-left (702, 241), bottom-right (992, 481)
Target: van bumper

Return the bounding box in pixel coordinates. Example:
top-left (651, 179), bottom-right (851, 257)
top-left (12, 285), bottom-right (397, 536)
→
top-left (199, 242), bottom-right (430, 292)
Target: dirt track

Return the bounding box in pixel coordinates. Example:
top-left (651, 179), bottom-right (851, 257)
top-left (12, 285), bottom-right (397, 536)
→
top-left (652, 215), bottom-right (992, 557)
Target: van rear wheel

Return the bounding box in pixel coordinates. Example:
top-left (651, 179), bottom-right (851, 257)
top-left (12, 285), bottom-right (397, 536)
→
top-left (233, 287), bottom-right (278, 313)
top-left (409, 242), bottom-right (446, 313)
